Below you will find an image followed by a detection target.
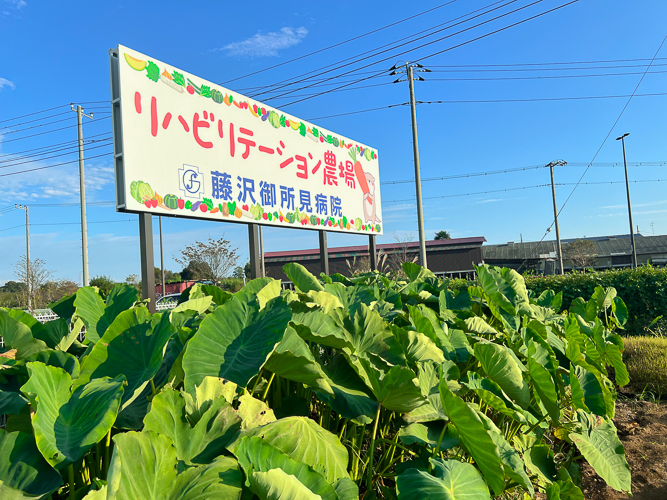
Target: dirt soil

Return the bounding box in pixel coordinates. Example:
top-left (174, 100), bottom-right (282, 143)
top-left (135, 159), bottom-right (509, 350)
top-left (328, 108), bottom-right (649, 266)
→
top-left (580, 400), bottom-right (667, 499)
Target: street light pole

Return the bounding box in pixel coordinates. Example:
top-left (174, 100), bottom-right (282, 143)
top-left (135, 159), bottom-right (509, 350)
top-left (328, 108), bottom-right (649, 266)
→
top-left (616, 133), bottom-right (637, 269)
top-left (547, 160), bottom-right (567, 274)
top-left (71, 104), bottom-right (93, 286)
top-left (15, 204), bottom-right (31, 310)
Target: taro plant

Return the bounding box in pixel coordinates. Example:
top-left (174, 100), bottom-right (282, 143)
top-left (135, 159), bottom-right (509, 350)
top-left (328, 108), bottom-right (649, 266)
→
top-left (0, 263), bottom-right (631, 499)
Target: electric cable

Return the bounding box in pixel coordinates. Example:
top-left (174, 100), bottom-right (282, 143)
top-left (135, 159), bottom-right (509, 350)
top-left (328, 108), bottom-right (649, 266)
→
top-left (279, 0), bottom-right (579, 107)
top-left (0, 116), bottom-right (111, 144)
top-left (0, 151), bottom-right (113, 178)
top-left (219, 0), bottom-right (462, 85)
top-left (0, 104), bottom-right (70, 125)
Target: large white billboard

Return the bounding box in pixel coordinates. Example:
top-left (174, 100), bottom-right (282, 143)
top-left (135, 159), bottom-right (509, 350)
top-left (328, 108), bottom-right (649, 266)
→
top-left (109, 45), bottom-right (383, 235)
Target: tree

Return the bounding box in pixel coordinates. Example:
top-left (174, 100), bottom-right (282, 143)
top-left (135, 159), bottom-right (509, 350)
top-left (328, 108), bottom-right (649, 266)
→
top-left (39, 279), bottom-right (78, 307)
top-left (154, 267), bottom-right (181, 285)
top-left (13, 255), bottom-right (52, 309)
top-left (174, 235), bottom-right (239, 285)
top-left (181, 261), bottom-right (213, 281)
top-left (232, 263), bottom-right (251, 280)
top-left (434, 230), bottom-right (451, 240)
top-left (387, 233), bottom-right (418, 277)
top-left (564, 239), bottom-right (597, 271)
top-left (90, 275), bottom-right (115, 296)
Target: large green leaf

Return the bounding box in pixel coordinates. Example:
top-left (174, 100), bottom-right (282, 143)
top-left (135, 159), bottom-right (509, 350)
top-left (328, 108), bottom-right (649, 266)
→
top-left (398, 422), bottom-right (459, 453)
top-left (0, 391), bottom-right (28, 416)
top-left (357, 354), bottom-right (424, 413)
top-left (527, 343), bottom-right (561, 424)
top-left (237, 394), bottom-right (276, 430)
top-left (234, 436), bottom-right (337, 500)
top-left (316, 354), bottom-right (378, 425)
top-left (21, 362), bottom-right (124, 469)
top-left (0, 309), bottom-right (49, 359)
top-left (439, 382), bottom-right (505, 496)
top-left (569, 410), bottom-right (631, 493)
top-left (143, 387), bottom-right (241, 464)
top-left (283, 263), bottom-right (324, 293)
top-left (110, 430), bottom-right (243, 500)
top-left (473, 341), bottom-right (530, 409)
top-left (396, 458), bottom-right (491, 500)
top-left (572, 366), bottom-right (612, 417)
top-left (76, 308), bottom-right (174, 428)
top-left (477, 411), bottom-right (533, 496)
top-left (232, 417), bottom-right (349, 484)
top-left (291, 303), bottom-right (353, 349)
top-left (183, 295), bottom-right (291, 391)
top-left (393, 327), bottom-right (446, 365)
top-left (0, 429), bottom-right (61, 499)
top-left (74, 284), bottom-right (138, 344)
top-left (249, 468), bottom-right (321, 500)
top-left (263, 327), bottom-right (333, 394)
top-left (463, 372), bottom-right (532, 425)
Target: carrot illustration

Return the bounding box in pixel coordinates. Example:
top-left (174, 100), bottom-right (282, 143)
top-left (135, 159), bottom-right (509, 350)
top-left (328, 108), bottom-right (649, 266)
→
top-left (350, 149), bottom-right (372, 204)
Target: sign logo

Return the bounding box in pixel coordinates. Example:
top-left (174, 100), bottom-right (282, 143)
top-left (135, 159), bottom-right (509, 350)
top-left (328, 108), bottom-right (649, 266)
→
top-left (179, 164), bottom-right (204, 199)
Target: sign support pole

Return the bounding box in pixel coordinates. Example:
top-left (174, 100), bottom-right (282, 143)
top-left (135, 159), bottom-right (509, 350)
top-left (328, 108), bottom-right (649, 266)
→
top-left (139, 214), bottom-right (156, 313)
top-left (248, 223), bottom-right (261, 279)
top-left (369, 235), bottom-right (377, 271)
top-left (319, 231), bottom-right (329, 275)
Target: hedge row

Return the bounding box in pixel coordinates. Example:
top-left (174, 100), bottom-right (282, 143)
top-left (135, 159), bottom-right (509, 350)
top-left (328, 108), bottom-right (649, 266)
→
top-left (451, 266), bottom-right (667, 335)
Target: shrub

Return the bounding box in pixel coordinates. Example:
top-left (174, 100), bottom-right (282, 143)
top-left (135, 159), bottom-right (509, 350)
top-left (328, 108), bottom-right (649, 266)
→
top-left (0, 263), bottom-right (632, 499)
top-left (622, 336), bottom-right (667, 396)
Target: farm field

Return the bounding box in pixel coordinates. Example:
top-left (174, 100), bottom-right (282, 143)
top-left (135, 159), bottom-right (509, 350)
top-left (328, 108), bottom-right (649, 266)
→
top-left (0, 263), bottom-right (644, 498)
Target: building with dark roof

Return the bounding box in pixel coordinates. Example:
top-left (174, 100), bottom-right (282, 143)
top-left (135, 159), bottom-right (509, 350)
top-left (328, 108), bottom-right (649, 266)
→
top-left (483, 234), bottom-right (667, 273)
top-left (264, 237), bottom-right (486, 282)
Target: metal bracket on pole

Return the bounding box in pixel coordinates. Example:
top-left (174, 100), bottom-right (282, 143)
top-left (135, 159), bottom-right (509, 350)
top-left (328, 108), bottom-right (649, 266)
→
top-left (139, 214), bottom-right (156, 313)
top-left (319, 231), bottom-right (329, 276)
top-left (248, 223), bottom-right (261, 279)
top-left (369, 235), bottom-right (377, 271)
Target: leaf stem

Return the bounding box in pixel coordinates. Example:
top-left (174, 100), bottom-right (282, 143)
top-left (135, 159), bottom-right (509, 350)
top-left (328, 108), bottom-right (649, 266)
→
top-left (433, 422), bottom-right (448, 457)
top-left (250, 368), bottom-right (264, 396)
top-left (367, 404), bottom-right (382, 494)
top-left (103, 429), bottom-right (112, 479)
top-left (68, 464), bottom-right (75, 500)
top-left (261, 372), bottom-right (276, 401)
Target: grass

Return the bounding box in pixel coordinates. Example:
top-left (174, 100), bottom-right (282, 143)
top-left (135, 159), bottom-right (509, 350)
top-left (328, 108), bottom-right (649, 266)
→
top-left (622, 336), bottom-right (667, 397)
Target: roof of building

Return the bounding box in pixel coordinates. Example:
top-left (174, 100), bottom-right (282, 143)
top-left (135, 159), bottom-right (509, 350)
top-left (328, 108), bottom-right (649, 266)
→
top-left (483, 234), bottom-right (667, 261)
top-left (265, 236), bottom-right (486, 262)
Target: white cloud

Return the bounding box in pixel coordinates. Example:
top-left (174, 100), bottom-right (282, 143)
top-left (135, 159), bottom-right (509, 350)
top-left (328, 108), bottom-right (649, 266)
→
top-left (476, 198), bottom-right (502, 204)
top-left (217, 27), bottom-right (308, 58)
top-left (0, 78), bottom-right (15, 91)
top-left (5, 0), bottom-right (27, 9)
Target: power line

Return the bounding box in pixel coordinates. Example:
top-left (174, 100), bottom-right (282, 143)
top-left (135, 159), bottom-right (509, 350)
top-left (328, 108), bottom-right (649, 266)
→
top-left (428, 57), bottom-right (667, 68)
top-left (261, 0), bottom-right (543, 103)
top-left (0, 111), bottom-right (74, 131)
top-left (426, 69), bottom-right (667, 81)
top-left (0, 104), bottom-right (70, 126)
top-left (0, 141), bottom-right (114, 170)
top-left (0, 137), bottom-right (113, 165)
top-left (0, 151), bottom-right (113, 178)
top-left (280, 0), bottom-right (579, 107)
top-left (0, 219), bottom-right (134, 233)
top-left (383, 179), bottom-right (667, 204)
top-left (220, 0), bottom-right (461, 85)
top-left (0, 116), bottom-right (111, 144)
top-left (231, 0), bottom-right (515, 97)
top-left (0, 132), bottom-right (112, 158)
top-left (545, 33), bottom-right (667, 235)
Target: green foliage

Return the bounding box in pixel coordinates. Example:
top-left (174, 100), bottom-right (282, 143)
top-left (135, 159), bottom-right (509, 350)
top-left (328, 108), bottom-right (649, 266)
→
top-left (89, 275), bottom-right (116, 296)
top-left (0, 264), bottom-right (633, 499)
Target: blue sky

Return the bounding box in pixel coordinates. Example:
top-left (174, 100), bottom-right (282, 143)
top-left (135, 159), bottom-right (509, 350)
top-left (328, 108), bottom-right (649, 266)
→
top-left (1, 0), bottom-right (666, 284)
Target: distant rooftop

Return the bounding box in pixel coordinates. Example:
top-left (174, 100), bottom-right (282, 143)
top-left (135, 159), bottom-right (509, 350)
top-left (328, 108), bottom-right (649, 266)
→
top-left (484, 234), bottom-right (667, 260)
top-left (265, 236), bottom-right (486, 262)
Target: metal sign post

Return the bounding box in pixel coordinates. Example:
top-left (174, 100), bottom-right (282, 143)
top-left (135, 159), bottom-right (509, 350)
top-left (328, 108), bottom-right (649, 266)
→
top-left (248, 223), bottom-right (261, 279)
top-left (319, 231), bottom-right (329, 275)
top-left (369, 235), bottom-right (377, 271)
top-left (138, 214), bottom-right (156, 313)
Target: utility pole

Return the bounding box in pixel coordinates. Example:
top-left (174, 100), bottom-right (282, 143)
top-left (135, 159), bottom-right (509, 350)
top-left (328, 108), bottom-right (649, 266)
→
top-left (159, 216), bottom-right (165, 298)
top-left (547, 160), bottom-right (567, 274)
top-left (392, 62), bottom-right (430, 268)
top-left (71, 104), bottom-right (93, 286)
top-left (616, 133), bottom-right (637, 269)
top-left (15, 204), bottom-right (31, 310)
